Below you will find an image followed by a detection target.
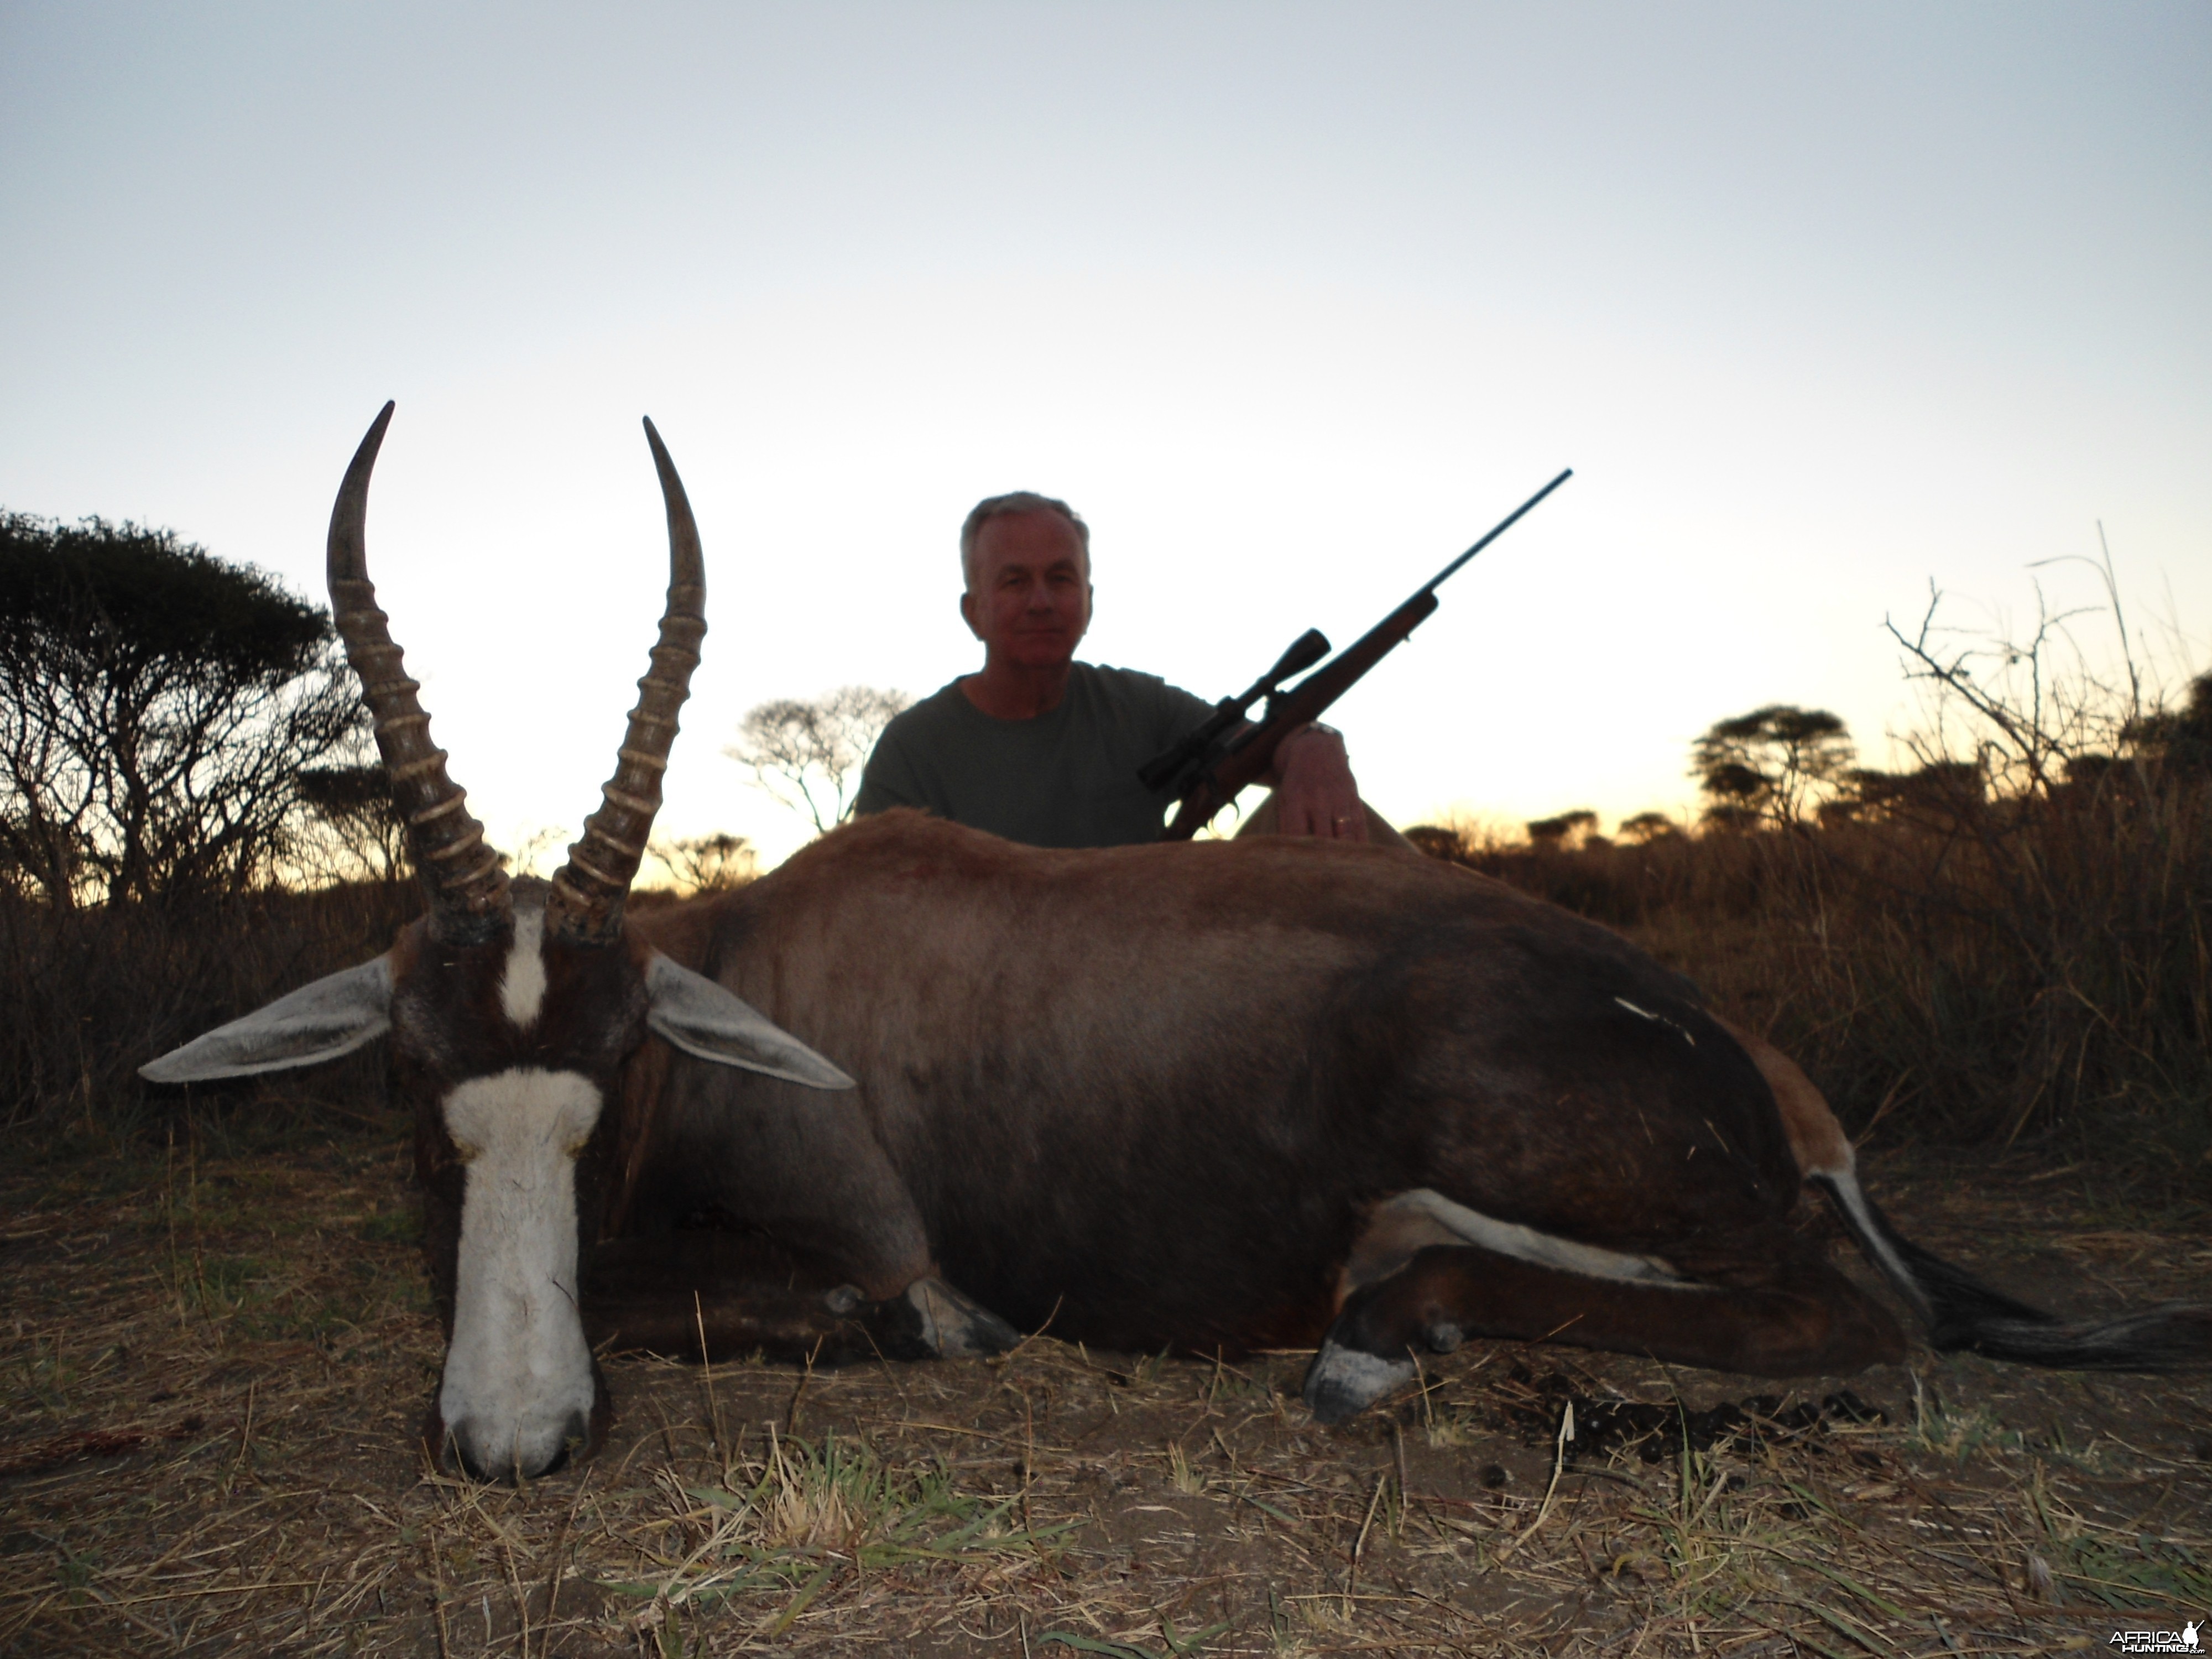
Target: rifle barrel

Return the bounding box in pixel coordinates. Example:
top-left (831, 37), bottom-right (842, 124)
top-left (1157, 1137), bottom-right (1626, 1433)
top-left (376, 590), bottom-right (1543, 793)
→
top-left (1420, 467), bottom-right (1573, 596)
top-left (1157, 464), bottom-right (1573, 840)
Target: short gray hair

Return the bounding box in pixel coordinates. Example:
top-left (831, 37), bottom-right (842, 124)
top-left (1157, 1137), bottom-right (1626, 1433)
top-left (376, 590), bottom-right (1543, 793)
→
top-left (959, 491), bottom-right (1089, 591)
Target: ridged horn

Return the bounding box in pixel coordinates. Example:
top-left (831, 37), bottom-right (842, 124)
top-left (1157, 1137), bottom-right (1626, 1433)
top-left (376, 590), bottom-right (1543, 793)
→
top-left (326, 402), bottom-right (512, 942)
top-left (545, 418), bottom-right (706, 942)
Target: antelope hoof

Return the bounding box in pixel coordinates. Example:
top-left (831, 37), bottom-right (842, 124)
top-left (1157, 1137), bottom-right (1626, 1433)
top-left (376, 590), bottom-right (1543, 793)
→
top-left (905, 1277), bottom-right (1020, 1358)
top-left (823, 1284), bottom-right (864, 1316)
top-left (1425, 1320), bottom-right (1465, 1354)
top-left (1303, 1341), bottom-right (1416, 1425)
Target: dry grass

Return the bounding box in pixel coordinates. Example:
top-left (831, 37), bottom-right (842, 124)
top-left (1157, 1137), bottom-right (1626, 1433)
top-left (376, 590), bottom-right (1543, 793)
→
top-left (7, 1126), bottom-right (2212, 1656)
top-left (0, 877), bottom-right (415, 1137)
top-left (1433, 782), bottom-right (2212, 1175)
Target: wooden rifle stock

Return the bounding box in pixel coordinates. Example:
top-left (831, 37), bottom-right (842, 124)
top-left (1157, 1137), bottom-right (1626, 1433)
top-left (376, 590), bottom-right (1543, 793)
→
top-left (1156, 467), bottom-right (1572, 841)
top-left (1160, 591), bottom-right (1437, 839)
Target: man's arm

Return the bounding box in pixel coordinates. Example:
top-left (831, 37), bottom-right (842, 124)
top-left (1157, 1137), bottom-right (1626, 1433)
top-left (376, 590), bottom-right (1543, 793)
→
top-left (1146, 675), bottom-right (1368, 844)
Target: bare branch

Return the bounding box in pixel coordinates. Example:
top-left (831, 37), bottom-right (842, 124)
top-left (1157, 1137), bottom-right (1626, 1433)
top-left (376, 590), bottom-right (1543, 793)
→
top-left (725, 686), bottom-right (911, 837)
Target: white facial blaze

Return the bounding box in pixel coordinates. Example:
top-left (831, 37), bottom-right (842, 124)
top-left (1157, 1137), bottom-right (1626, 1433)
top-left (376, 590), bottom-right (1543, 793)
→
top-left (500, 907), bottom-right (547, 1027)
top-left (437, 1068), bottom-right (602, 1478)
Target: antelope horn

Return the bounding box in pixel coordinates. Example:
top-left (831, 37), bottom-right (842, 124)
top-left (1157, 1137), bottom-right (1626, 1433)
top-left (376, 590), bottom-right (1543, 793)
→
top-left (326, 402), bottom-right (512, 942)
top-left (546, 418), bottom-right (706, 942)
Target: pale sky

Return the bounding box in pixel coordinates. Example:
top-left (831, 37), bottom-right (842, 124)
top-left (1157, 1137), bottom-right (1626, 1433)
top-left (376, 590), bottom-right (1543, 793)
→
top-left (4, 3), bottom-right (2206, 871)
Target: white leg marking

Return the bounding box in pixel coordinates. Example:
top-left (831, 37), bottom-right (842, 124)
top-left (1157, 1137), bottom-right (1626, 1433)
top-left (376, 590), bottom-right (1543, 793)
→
top-left (1304, 1343), bottom-right (1418, 1422)
top-left (905, 1277), bottom-right (1019, 1357)
top-left (1384, 1189), bottom-right (1695, 1287)
top-left (500, 906), bottom-right (547, 1027)
top-left (438, 1068), bottom-right (601, 1478)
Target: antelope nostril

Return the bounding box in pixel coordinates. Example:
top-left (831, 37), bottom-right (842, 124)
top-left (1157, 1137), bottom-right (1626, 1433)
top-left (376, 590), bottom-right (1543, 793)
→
top-left (540, 1412), bottom-right (589, 1475)
top-left (446, 1422), bottom-right (528, 1484)
top-left (444, 1423), bottom-right (491, 1483)
top-left (442, 1410), bottom-right (591, 1484)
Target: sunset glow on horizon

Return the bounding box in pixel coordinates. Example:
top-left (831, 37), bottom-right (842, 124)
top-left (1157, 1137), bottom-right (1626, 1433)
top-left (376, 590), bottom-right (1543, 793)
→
top-left (4, 4), bottom-right (2205, 871)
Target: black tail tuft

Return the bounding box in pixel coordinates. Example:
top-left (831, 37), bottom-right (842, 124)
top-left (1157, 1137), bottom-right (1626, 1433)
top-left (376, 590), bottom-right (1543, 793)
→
top-left (1812, 1172), bottom-right (2212, 1373)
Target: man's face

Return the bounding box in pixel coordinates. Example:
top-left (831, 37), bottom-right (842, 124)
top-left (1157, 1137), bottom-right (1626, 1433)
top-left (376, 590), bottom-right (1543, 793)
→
top-left (960, 510), bottom-right (1092, 671)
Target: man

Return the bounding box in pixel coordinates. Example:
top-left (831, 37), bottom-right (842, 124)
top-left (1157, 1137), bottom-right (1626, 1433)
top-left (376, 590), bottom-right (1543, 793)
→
top-left (854, 490), bottom-right (1399, 848)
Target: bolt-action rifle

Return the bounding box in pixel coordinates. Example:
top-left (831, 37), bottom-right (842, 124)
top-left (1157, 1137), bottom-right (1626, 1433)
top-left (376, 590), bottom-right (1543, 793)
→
top-left (1142, 468), bottom-right (1573, 841)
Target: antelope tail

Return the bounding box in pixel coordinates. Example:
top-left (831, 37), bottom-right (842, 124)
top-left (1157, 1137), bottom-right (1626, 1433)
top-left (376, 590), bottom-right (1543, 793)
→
top-left (1813, 1169), bottom-right (2212, 1371)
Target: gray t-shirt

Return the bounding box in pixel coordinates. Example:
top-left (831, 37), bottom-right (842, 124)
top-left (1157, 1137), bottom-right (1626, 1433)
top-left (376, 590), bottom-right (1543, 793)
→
top-left (853, 663), bottom-right (1215, 848)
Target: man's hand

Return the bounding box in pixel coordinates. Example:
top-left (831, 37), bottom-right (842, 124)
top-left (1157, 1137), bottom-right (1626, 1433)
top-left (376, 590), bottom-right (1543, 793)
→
top-left (1271, 725), bottom-right (1368, 842)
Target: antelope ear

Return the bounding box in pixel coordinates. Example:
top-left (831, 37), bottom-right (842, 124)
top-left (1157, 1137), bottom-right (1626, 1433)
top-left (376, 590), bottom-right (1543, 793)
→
top-left (140, 957), bottom-right (394, 1083)
top-left (644, 953), bottom-right (855, 1089)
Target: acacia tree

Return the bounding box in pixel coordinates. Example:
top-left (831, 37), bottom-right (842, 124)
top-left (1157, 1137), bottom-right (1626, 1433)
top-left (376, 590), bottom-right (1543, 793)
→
top-left (296, 761), bottom-right (408, 883)
top-left (0, 513), bottom-right (364, 907)
top-left (1616, 810), bottom-right (1682, 844)
top-left (726, 686), bottom-right (911, 836)
top-left (1526, 808), bottom-right (1599, 848)
top-left (2122, 670), bottom-right (2212, 780)
top-left (1689, 705), bottom-right (1855, 829)
top-left (649, 831), bottom-right (757, 894)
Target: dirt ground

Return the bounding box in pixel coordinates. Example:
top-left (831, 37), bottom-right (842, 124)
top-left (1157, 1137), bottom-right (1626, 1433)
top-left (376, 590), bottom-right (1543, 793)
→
top-left (4, 1126), bottom-right (2210, 1657)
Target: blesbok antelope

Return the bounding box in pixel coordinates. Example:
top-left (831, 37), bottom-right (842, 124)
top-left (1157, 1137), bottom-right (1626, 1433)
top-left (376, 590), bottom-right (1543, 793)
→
top-left (145, 407), bottom-right (2211, 1482)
